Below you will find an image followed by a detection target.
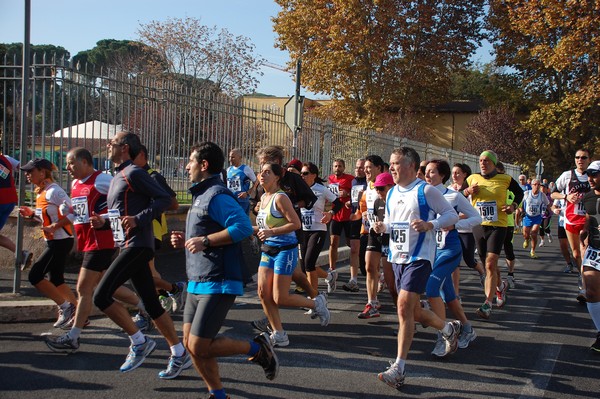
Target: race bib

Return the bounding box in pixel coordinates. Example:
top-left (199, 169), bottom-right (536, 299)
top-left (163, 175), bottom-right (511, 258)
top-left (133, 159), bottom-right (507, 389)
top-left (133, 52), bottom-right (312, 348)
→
top-left (527, 204), bottom-right (541, 217)
top-left (364, 209), bottom-right (377, 231)
top-left (301, 209), bottom-right (315, 230)
top-left (476, 201), bottom-right (498, 222)
top-left (0, 163), bottom-right (8, 179)
top-left (227, 177), bottom-right (241, 193)
top-left (71, 196), bottom-right (89, 225)
top-left (35, 208), bottom-right (43, 217)
top-left (256, 213), bottom-right (267, 230)
top-left (390, 222), bottom-right (410, 254)
top-left (351, 185), bottom-right (365, 203)
top-left (329, 183), bottom-right (340, 198)
top-left (435, 229), bottom-right (448, 249)
top-left (107, 209), bottom-right (125, 243)
top-left (582, 246), bottom-right (600, 270)
top-left (576, 201), bottom-right (586, 216)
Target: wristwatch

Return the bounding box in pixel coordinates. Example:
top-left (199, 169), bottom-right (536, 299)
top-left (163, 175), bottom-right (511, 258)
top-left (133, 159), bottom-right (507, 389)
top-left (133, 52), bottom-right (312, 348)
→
top-left (202, 236), bottom-right (211, 248)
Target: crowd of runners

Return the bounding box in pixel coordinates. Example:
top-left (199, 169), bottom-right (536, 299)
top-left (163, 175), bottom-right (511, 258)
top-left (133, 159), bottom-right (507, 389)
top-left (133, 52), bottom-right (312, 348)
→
top-left (1, 138), bottom-right (599, 397)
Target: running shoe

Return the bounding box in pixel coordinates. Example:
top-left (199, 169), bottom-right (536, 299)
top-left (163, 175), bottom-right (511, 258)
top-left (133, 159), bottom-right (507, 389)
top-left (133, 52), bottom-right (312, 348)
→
top-left (269, 331), bottom-right (289, 347)
top-left (539, 238), bottom-right (545, 247)
top-left (251, 317), bottom-right (272, 333)
top-left (458, 326), bottom-right (477, 349)
top-left (20, 250), bottom-right (33, 272)
top-left (547, 233), bottom-right (553, 243)
top-left (249, 332), bottom-right (279, 380)
top-left (119, 337), bottom-right (157, 372)
top-left (476, 302), bottom-right (492, 319)
top-left (171, 281), bottom-right (187, 313)
top-left (133, 312), bottom-right (153, 333)
top-left (431, 333), bottom-right (446, 357)
top-left (507, 275), bottom-right (515, 290)
top-left (591, 332), bottom-right (600, 353)
top-left (158, 350), bottom-right (192, 379)
top-left (440, 321), bottom-right (461, 357)
top-left (523, 239), bottom-right (529, 249)
top-left (314, 293), bottom-right (331, 326)
top-left (496, 280), bottom-right (508, 308)
top-left (563, 263), bottom-right (574, 273)
top-left (358, 303), bottom-right (380, 319)
top-left (342, 280), bottom-right (359, 292)
top-left (159, 295), bottom-right (174, 313)
top-left (326, 269), bottom-right (338, 294)
top-left (53, 303), bottom-right (76, 329)
top-left (377, 361), bottom-right (405, 390)
top-left (45, 333), bottom-right (80, 353)
top-left (530, 251), bottom-right (538, 259)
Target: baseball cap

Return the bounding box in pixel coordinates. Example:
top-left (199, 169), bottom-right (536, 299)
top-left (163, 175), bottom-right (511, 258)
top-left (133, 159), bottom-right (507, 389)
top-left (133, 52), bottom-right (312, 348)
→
top-left (286, 158), bottom-right (302, 172)
top-left (20, 158), bottom-right (55, 171)
top-left (587, 160), bottom-right (600, 175)
top-left (374, 173), bottom-right (394, 187)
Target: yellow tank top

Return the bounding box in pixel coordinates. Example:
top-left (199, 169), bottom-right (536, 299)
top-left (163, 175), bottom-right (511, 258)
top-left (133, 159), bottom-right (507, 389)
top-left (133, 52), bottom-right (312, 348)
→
top-left (467, 173), bottom-right (513, 227)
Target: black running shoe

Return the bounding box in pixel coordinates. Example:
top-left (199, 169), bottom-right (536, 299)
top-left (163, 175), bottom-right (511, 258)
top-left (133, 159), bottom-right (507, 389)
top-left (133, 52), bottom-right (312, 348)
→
top-left (249, 332), bottom-right (279, 380)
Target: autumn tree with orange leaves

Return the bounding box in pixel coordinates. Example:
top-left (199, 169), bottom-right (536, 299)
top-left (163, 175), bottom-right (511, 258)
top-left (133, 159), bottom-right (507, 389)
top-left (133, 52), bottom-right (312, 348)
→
top-left (488, 0), bottom-right (600, 174)
top-left (273, 0), bottom-right (486, 128)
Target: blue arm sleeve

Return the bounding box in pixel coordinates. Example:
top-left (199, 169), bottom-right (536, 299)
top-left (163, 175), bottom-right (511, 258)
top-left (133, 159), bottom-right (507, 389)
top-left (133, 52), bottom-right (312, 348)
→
top-left (208, 193), bottom-right (253, 243)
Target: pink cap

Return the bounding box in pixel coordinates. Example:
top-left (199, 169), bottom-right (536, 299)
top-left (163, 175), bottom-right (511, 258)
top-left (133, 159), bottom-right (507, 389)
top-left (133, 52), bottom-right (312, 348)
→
top-left (374, 173), bottom-right (394, 187)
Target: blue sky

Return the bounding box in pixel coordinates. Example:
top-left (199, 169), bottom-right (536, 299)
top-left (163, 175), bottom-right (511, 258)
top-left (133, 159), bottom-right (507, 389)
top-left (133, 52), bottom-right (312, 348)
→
top-left (0, 0), bottom-right (493, 98)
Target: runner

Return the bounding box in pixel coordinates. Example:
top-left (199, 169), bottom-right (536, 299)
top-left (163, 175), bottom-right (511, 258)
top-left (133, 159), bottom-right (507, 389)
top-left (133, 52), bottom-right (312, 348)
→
top-left (90, 132), bottom-right (189, 376)
top-left (424, 160), bottom-right (480, 355)
top-left (343, 158), bottom-right (367, 291)
top-left (227, 148), bottom-right (257, 215)
top-left (170, 142), bottom-right (278, 399)
top-left (496, 162), bottom-right (518, 289)
top-left (538, 182), bottom-right (554, 247)
top-left (373, 147), bottom-right (460, 390)
top-left (299, 162), bottom-right (342, 293)
top-left (521, 178), bottom-right (550, 259)
top-left (551, 148), bottom-right (592, 303)
top-left (552, 198), bottom-right (577, 273)
top-left (255, 162), bottom-right (330, 347)
top-left (465, 150), bottom-right (523, 319)
top-left (580, 160), bottom-right (600, 352)
top-left (18, 158), bottom-right (77, 329)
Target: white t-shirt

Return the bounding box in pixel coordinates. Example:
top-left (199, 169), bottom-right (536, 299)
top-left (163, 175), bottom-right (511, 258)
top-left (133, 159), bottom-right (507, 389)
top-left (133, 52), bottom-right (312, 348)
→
top-left (301, 182), bottom-right (337, 231)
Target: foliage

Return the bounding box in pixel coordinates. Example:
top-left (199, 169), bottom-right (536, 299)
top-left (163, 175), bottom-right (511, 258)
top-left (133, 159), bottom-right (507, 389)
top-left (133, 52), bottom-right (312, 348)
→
top-left (487, 0), bottom-right (600, 173)
top-left (72, 39), bottom-right (166, 75)
top-left (273, 0), bottom-right (486, 127)
top-left (137, 17), bottom-right (265, 96)
top-left (0, 43), bottom-right (70, 63)
top-left (463, 106), bottom-right (528, 165)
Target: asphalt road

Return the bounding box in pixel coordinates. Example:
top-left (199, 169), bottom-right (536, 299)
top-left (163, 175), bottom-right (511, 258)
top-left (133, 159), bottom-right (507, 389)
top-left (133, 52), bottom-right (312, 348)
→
top-left (1, 235), bottom-right (599, 399)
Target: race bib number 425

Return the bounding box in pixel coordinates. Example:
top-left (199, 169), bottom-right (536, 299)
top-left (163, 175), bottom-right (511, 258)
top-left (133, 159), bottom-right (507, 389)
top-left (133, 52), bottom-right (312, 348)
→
top-left (390, 222), bottom-right (410, 253)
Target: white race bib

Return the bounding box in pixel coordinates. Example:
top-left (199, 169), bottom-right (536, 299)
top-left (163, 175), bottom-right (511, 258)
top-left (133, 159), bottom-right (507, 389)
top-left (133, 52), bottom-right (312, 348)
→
top-left (390, 222), bottom-right (410, 254)
top-left (227, 177), bottom-right (241, 193)
top-left (582, 246), bottom-right (600, 270)
top-left (107, 209), bottom-right (125, 243)
top-left (351, 185), bottom-right (365, 203)
top-left (435, 229), bottom-right (448, 249)
top-left (35, 208), bottom-right (43, 217)
top-left (71, 196), bottom-right (89, 225)
top-left (301, 209), bottom-right (315, 230)
top-left (256, 212), bottom-right (267, 230)
top-left (329, 183), bottom-right (340, 198)
top-left (476, 201), bottom-right (498, 222)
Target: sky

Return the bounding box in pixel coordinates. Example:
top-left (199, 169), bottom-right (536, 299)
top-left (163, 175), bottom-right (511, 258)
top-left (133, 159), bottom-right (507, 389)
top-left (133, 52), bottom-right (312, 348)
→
top-left (0, 0), bottom-right (494, 99)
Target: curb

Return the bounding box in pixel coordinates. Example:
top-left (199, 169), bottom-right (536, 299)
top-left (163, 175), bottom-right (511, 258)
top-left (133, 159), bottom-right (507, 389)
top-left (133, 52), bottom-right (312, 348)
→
top-left (0, 247), bottom-right (350, 323)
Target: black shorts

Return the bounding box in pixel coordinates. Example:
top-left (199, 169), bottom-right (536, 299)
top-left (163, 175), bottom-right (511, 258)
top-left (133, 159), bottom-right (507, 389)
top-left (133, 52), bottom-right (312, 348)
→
top-left (472, 225), bottom-right (507, 258)
top-left (349, 220), bottom-right (362, 240)
top-left (82, 249), bottom-right (117, 272)
top-left (558, 225), bottom-right (567, 240)
top-left (366, 231), bottom-right (390, 253)
top-left (330, 219), bottom-right (352, 238)
top-left (184, 293), bottom-right (236, 339)
top-left (154, 238), bottom-right (162, 251)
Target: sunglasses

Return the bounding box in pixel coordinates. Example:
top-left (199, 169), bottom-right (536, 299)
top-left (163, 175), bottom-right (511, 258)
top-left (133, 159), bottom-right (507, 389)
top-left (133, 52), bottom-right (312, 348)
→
top-left (575, 156), bottom-right (589, 160)
top-left (375, 186), bottom-right (387, 191)
top-left (301, 171), bottom-right (310, 176)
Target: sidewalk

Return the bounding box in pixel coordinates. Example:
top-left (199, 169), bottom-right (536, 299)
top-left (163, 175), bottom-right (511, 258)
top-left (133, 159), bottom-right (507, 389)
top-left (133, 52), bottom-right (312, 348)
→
top-left (0, 244), bottom-right (350, 322)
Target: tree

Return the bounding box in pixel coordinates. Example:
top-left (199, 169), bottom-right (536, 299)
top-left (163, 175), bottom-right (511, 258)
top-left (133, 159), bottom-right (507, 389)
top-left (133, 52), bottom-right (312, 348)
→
top-left (273, 0), bottom-right (486, 127)
top-left (137, 17), bottom-right (265, 96)
top-left (488, 0), bottom-right (600, 171)
top-left (72, 39), bottom-right (166, 75)
top-left (463, 106), bottom-right (528, 165)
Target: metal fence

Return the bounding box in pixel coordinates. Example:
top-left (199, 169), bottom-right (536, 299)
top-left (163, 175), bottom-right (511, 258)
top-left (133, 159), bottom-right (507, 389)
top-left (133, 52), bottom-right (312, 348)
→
top-left (1, 54), bottom-right (521, 202)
